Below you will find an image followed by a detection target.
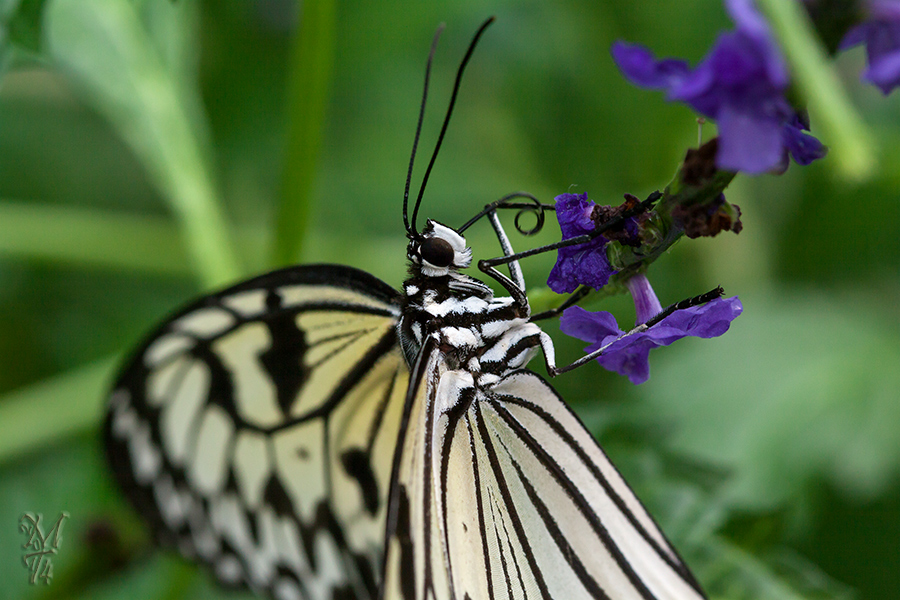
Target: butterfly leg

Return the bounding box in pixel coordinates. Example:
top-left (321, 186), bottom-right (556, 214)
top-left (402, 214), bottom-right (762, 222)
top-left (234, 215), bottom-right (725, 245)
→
top-left (485, 210), bottom-right (525, 292)
top-left (477, 209), bottom-right (531, 310)
top-left (530, 285), bottom-right (591, 321)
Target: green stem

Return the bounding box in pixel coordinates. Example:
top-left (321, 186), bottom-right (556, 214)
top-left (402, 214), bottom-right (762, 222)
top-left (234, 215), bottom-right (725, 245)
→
top-left (272, 0), bottom-right (337, 267)
top-left (757, 0), bottom-right (877, 181)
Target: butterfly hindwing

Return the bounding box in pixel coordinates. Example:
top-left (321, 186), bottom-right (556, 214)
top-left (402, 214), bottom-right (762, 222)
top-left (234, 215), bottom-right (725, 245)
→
top-left (381, 339), bottom-right (706, 600)
top-left (105, 265), bottom-right (409, 600)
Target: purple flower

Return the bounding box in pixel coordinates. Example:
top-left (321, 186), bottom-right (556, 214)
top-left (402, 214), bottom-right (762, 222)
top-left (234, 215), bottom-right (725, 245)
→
top-left (559, 274), bottom-right (743, 384)
top-left (612, 0), bottom-right (826, 173)
top-left (547, 193), bottom-right (616, 294)
top-left (626, 274), bottom-right (663, 324)
top-left (841, 1), bottom-right (900, 94)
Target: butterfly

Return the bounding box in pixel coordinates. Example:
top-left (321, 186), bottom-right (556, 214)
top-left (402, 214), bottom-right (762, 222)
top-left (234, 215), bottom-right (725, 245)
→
top-left (104, 18), bottom-right (708, 600)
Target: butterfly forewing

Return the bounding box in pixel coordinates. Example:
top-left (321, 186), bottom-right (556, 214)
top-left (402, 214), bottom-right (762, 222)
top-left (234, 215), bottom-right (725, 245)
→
top-left (381, 349), bottom-right (707, 600)
top-left (380, 338), bottom-right (445, 600)
top-left (105, 265), bottom-right (408, 600)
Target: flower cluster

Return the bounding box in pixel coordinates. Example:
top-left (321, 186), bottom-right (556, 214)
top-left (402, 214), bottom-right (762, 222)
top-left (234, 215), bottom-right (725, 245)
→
top-left (840, 0), bottom-right (900, 94)
top-left (545, 191), bottom-right (743, 384)
top-left (560, 274), bottom-right (743, 384)
top-left (544, 0), bottom-right (900, 383)
top-left (612, 0), bottom-right (827, 174)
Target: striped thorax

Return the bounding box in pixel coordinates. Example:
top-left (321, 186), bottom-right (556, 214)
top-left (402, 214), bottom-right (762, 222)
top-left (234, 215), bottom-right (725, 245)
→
top-left (399, 219), bottom-right (543, 388)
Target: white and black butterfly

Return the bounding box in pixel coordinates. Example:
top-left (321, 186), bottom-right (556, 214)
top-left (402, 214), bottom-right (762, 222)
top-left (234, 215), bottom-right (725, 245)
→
top-left (105, 18), bottom-right (708, 600)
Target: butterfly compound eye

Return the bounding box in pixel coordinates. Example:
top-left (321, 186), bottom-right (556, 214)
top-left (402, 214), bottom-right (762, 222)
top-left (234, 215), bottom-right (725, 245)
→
top-left (420, 237), bottom-right (455, 267)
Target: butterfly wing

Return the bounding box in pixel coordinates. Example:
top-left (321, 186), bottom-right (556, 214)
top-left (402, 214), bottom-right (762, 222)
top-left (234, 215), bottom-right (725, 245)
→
top-left (381, 344), bottom-right (706, 600)
top-left (105, 265), bottom-right (409, 600)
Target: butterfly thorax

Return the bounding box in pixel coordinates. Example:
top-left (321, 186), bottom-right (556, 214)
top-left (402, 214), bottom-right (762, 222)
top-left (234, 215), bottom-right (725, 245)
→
top-left (399, 221), bottom-right (543, 386)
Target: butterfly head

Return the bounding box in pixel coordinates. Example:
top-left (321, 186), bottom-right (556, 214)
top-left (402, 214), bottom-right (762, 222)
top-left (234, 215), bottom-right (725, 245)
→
top-left (408, 220), bottom-right (472, 277)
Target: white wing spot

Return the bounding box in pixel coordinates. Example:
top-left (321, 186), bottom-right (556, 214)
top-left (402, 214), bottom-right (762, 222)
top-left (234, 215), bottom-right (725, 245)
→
top-left (306, 533), bottom-right (346, 600)
top-left (187, 495), bottom-right (220, 560)
top-left (188, 404), bottom-right (234, 495)
top-left (248, 507), bottom-right (282, 588)
top-left (216, 554), bottom-right (244, 585)
top-left (144, 333), bottom-right (193, 368)
top-left (222, 289), bottom-right (268, 317)
top-left (153, 474), bottom-right (186, 528)
top-left (108, 389), bottom-right (128, 411)
top-left (129, 420), bottom-right (162, 485)
top-left (275, 516), bottom-right (308, 572)
top-left (274, 578), bottom-right (303, 600)
top-left (174, 307), bottom-right (236, 338)
top-left (147, 356), bottom-right (188, 408)
top-left (273, 420), bottom-right (325, 523)
top-left (211, 493), bottom-right (252, 556)
top-left (162, 360), bottom-right (210, 466)
top-left (110, 400), bottom-right (137, 438)
top-left (233, 430), bottom-right (272, 510)
top-left (214, 324), bottom-right (283, 428)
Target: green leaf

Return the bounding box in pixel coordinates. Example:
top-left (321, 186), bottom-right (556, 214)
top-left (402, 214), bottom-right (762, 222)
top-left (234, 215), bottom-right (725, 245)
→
top-left (0, 0), bottom-right (19, 77)
top-left (0, 200), bottom-right (269, 275)
top-left (637, 292), bottom-right (900, 509)
top-left (702, 536), bottom-right (854, 600)
top-left (0, 200), bottom-right (192, 274)
top-left (272, 0), bottom-right (336, 267)
top-left (5, 0), bottom-right (46, 56)
top-left (0, 357), bottom-right (116, 464)
top-left (44, 0), bottom-right (241, 288)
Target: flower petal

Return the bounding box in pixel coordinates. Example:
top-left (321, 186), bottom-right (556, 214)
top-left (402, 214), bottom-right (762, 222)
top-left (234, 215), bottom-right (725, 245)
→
top-left (548, 239), bottom-right (616, 293)
top-left (726, 0), bottom-right (789, 85)
top-left (626, 274), bottom-right (663, 325)
top-left (839, 7), bottom-right (900, 94)
top-left (782, 119), bottom-right (828, 165)
top-left (864, 47), bottom-right (900, 93)
top-left (653, 296), bottom-right (743, 339)
top-left (594, 336), bottom-right (655, 385)
top-left (610, 41), bottom-right (691, 90)
top-left (548, 193), bottom-right (617, 293)
top-left (840, 23), bottom-right (868, 50)
top-left (612, 0), bottom-right (824, 173)
top-left (559, 306), bottom-right (621, 343)
top-left (559, 297), bottom-right (742, 384)
top-left (870, 0), bottom-right (900, 21)
top-left (715, 103), bottom-right (784, 173)
top-left (556, 193), bottom-right (596, 237)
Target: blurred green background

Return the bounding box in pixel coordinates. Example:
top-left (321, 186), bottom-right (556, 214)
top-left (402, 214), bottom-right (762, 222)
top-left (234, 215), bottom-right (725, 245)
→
top-left (0, 0), bottom-right (898, 598)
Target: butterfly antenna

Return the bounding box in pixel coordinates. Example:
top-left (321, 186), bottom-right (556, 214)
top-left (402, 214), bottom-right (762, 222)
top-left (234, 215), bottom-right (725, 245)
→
top-left (404, 24), bottom-right (446, 239)
top-left (410, 16), bottom-right (495, 235)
